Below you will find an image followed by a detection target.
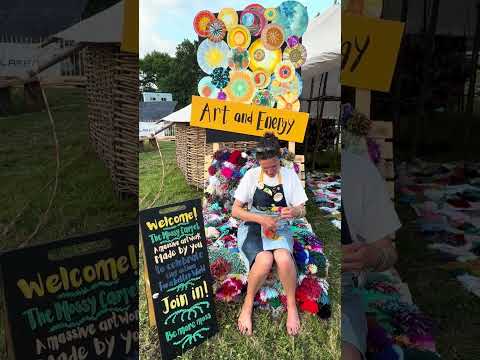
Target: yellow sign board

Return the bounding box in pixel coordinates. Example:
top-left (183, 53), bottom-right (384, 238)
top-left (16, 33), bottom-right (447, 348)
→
top-left (341, 14), bottom-right (404, 92)
top-left (121, 0), bottom-right (139, 54)
top-left (190, 96), bottom-right (309, 143)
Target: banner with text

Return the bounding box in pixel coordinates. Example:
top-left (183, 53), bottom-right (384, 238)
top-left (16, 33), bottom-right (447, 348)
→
top-left (341, 14), bottom-right (405, 92)
top-left (190, 96), bottom-right (309, 143)
top-left (1, 225), bottom-right (138, 360)
top-left (139, 199), bottom-right (218, 360)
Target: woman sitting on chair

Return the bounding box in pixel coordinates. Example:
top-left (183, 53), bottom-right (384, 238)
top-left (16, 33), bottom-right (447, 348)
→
top-left (232, 132), bottom-right (308, 336)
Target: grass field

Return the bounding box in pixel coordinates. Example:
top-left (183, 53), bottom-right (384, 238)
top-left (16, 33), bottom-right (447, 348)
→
top-left (0, 87), bottom-right (136, 358)
top-left (139, 142), bottom-right (341, 360)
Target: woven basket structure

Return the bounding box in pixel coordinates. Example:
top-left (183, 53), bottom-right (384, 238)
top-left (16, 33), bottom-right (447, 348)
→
top-left (84, 45), bottom-right (138, 197)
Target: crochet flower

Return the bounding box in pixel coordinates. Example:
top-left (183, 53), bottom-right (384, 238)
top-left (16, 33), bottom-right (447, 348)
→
top-left (293, 162), bottom-right (300, 174)
top-left (300, 299), bottom-right (319, 314)
top-left (367, 137), bottom-right (381, 164)
top-left (228, 150), bottom-right (242, 165)
top-left (208, 165), bottom-right (217, 176)
top-left (347, 111), bottom-right (371, 136)
top-left (216, 277), bottom-right (244, 302)
top-left (221, 167), bottom-right (234, 179)
top-left (210, 257), bottom-right (232, 280)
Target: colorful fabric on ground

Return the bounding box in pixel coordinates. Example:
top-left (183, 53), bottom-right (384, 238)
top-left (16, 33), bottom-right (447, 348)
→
top-left (306, 172), bottom-right (341, 229)
top-left (397, 159), bottom-right (480, 297)
top-left (203, 148), bottom-right (331, 318)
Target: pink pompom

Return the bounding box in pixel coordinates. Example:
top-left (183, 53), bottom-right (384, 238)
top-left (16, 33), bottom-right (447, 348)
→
top-left (221, 167), bottom-right (233, 178)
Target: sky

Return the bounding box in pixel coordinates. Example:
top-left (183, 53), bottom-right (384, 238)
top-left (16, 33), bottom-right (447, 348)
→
top-left (140, 0), bottom-right (336, 58)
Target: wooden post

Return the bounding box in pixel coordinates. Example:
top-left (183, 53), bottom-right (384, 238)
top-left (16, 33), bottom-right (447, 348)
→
top-left (0, 87), bottom-right (12, 115)
top-left (466, 3), bottom-right (480, 114)
top-left (24, 80), bottom-right (44, 112)
top-left (355, 88), bottom-right (371, 117)
top-left (140, 237), bottom-right (157, 327)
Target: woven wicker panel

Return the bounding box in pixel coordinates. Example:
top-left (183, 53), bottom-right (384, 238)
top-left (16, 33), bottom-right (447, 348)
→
top-left (85, 45), bottom-right (138, 197)
top-left (112, 51), bottom-right (139, 196)
top-left (85, 45), bottom-right (116, 173)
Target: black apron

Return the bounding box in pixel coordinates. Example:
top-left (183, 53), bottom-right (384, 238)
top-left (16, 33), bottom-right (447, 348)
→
top-left (241, 171), bottom-right (288, 268)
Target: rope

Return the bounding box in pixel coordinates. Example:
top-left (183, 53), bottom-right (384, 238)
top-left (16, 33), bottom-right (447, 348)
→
top-left (146, 137), bottom-right (166, 209)
top-left (17, 84), bottom-right (60, 248)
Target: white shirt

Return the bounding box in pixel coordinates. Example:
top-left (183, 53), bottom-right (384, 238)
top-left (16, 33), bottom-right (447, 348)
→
top-left (234, 166), bottom-right (308, 208)
top-left (341, 150), bottom-right (402, 243)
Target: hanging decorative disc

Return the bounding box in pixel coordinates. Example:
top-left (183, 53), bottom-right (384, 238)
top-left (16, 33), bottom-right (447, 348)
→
top-left (245, 3), bottom-right (265, 14)
top-left (198, 76), bottom-right (220, 98)
top-left (253, 69), bottom-right (271, 89)
top-left (194, 10), bottom-right (216, 37)
top-left (283, 43), bottom-right (307, 68)
top-left (264, 7), bottom-right (279, 22)
top-left (240, 9), bottom-right (266, 37)
top-left (274, 60), bottom-right (296, 82)
top-left (276, 95), bottom-right (300, 111)
top-left (253, 89), bottom-right (276, 107)
top-left (227, 25), bottom-right (252, 50)
top-left (197, 39), bottom-right (230, 74)
top-left (224, 70), bottom-right (256, 104)
top-left (248, 39), bottom-right (282, 73)
top-left (261, 23), bottom-right (285, 50)
top-left (211, 67), bottom-right (231, 89)
top-left (206, 19), bottom-right (227, 42)
top-left (218, 8), bottom-right (239, 30)
top-left (228, 48), bottom-right (250, 70)
top-left (272, 1), bottom-right (309, 39)
top-left (287, 35), bottom-right (300, 48)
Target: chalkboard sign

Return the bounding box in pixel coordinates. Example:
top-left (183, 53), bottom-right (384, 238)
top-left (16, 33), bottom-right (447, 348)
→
top-left (1, 225), bottom-right (139, 360)
top-left (139, 199), bottom-right (218, 360)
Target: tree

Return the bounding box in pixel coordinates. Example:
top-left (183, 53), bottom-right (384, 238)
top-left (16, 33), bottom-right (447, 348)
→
top-left (139, 51), bottom-right (173, 91)
top-left (165, 40), bottom-right (202, 108)
top-left (140, 39), bottom-right (202, 109)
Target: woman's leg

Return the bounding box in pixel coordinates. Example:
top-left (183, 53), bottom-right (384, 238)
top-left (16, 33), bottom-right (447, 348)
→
top-left (274, 249), bottom-right (300, 335)
top-left (238, 251), bottom-right (274, 335)
top-left (342, 341), bottom-right (362, 360)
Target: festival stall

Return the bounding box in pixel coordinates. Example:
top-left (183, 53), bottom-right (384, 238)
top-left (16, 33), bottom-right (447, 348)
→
top-left (51, 0), bottom-right (139, 197)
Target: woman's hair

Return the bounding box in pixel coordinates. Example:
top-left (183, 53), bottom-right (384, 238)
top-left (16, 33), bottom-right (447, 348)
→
top-left (255, 132), bottom-right (281, 160)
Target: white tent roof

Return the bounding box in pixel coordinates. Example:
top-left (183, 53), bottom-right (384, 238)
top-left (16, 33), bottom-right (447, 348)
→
top-left (159, 104), bottom-right (191, 123)
top-left (52, 1), bottom-right (124, 43)
top-left (300, 4), bottom-right (340, 120)
top-left (302, 4), bottom-right (341, 78)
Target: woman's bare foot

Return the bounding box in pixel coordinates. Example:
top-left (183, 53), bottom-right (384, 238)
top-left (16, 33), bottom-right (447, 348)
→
top-left (238, 300), bottom-right (253, 336)
top-left (286, 305), bottom-right (300, 336)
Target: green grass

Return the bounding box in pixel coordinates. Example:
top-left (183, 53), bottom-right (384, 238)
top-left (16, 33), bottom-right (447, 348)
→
top-left (0, 88), bottom-right (136, 358)
top-left (139, 142), bottom-right (341, 360)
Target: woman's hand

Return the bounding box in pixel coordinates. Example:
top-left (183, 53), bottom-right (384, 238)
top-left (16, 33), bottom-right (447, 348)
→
top-left (341, 243), bottom-right (378, 272)
top-left (259, 216), bottom-right (277, 231)
top-left (280, 206), bottom-right (305, 219)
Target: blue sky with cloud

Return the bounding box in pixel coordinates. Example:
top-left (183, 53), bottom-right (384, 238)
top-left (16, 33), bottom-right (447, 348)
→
top-left (140, 0), bottom-right (336, 58)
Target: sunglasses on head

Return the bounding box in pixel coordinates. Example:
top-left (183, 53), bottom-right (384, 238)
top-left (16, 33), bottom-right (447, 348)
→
top-left (255, 146), bottom-right (277, 154)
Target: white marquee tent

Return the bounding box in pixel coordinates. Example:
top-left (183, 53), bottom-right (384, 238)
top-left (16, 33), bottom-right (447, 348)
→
top-left (301, 4), bottom-right (341, 120)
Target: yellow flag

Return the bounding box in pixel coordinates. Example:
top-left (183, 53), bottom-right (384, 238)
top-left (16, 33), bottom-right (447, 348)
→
top-left (121, 0), bottom-right (139, 54)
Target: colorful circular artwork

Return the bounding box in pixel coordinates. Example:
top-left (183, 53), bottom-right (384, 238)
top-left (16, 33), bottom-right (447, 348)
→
top-left (249, 39), bottom-right (282, 73)
top-left (287, 35), bottom-right (300, 48)
top-left (270, 71), bottom-right (302, 100)
top-left (198, 76), bottom-right (219, 98)
top-left (218, 89), bottom-right (228, 100)
top-left (218, 8), bottom-right (239, 30)
top-left (194, 10), bottom-right (216, 37)
top-left (261, 24), bottom-right (285, 50)
top-left (225, 70), bottom-right (256, 104)
top-left (211, 67), bottom-right (231, 89)
top-left (273, 1), bottom-right (309, 39)
top-left (274, 61), bottom-right (296, 82)
top-left (253, 90), bottom-right (276, 107)
top-left (245, 3), bottom-right (265, 13)
top-left (207, 19), bottom-right (227, 42)
top-left (276, 95), bottom-right (300, 111)
top-left (240, 9), bottom-right (266, 37)
top-left (283, 43), bottom-right (307, 68)
top-left (227, 25), bottom-right (252, 50)
top-left (197, 40), bottom-right (230, 74)
top-left (253, 69), bottom-right (271, 89)
top-left (264, 7), bottom-right (279, 21)
top-left (228, 48), bottom-right (250, 70)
